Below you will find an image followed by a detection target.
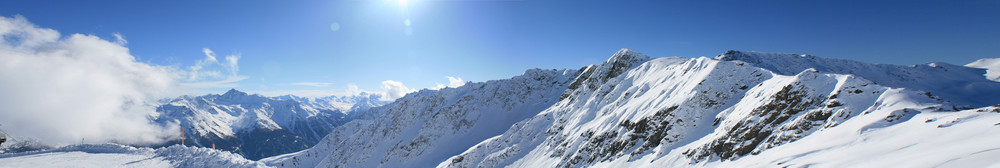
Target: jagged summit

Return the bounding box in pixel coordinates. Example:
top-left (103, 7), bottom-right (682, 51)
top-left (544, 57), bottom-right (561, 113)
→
top-left (559, 48), bottom-right (653, 100)
top-left (221, 88), bottom-right (248, 97)
top-left (607, 48), bottom-right (650, 64)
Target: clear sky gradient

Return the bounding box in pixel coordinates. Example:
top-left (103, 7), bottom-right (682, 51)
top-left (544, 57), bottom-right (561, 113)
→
top-left (2, 0), bottom-right (998, 95)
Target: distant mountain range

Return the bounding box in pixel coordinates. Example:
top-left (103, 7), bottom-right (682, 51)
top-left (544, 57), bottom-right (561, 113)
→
top-left (151, 89), bottom-right (388, 160)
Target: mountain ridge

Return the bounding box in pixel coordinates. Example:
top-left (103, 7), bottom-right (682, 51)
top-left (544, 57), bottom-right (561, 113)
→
top-left (433, 49), bottom-right (1000, 167)
top-left (151, 89), bottom-right (389, 160)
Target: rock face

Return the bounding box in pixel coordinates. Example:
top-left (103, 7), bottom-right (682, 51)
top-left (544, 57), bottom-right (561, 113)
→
top-left (264, 49), bottom-right (1000, 167)
top-left (152, 89), bottom-right (387, 160)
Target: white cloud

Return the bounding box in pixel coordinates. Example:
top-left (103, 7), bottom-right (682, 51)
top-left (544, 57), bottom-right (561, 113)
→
top-left (381, 80), bottom-right (416, 101)
top-left (292, 82), bottom-right (333, 87)
top-left (434, 76), bottom-right (466, 89)
top-left (0, 16), bottom-right (180, 145)
top-left (225, 53), bottom-right (240, 77)
top-left (346, 84), bottom-right (362, 95)
top-left (447, 76), bottom-right (465, 87)
top-left (0, 16), bottom-right (249, 146)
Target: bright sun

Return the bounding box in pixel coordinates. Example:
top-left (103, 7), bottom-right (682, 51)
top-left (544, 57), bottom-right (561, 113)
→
top-left (397, 0), bottom-right (408, 7)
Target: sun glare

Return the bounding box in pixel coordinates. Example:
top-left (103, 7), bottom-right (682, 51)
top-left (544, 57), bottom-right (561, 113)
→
top-left (398, 0), bottom-right (408, 8)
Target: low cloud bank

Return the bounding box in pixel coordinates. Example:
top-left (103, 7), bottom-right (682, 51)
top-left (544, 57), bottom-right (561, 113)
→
top-left (0, 16), bottom-right (242, 146)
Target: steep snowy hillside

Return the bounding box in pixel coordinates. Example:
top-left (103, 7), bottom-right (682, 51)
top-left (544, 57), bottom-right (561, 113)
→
top-left (707, 104), bottom-right (1000, 167)
top-left (262, 67), bottom-right (582, 167)
top-left (152, 89), bottom-right (386, 160)
top-left (0, 144), bottom-right (269, 167)
top-left (440, 49), bottom-right (1000, 167)
top-left (967, 58), bottom-right (1000, 82)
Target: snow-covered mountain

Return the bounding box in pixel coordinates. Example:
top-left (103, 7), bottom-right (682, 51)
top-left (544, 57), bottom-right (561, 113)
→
top-left (6, 49), bottom-right (999, 167)
top-left (273, 92), bottom-right (386, 119)
top-left (262, 48), bottom-right (1000, 168)
top-left (261, 67), bottom-right (581, 167)
top-left (441, 49), bottom-right (1000, 167)
top-left (967, 57), bottom-right (1000, 82)
top-left (151, 89), bottom-right (388, 160)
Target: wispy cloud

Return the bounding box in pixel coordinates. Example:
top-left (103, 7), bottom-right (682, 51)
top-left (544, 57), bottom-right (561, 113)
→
top-left (292, 82), bottom-right (334, 87)
top-left (112, 32), bottom-right (127, 45)
top-left (183, 48), bottom-right (247, 88)
top-left (180, 76), bottom-right (250, 88)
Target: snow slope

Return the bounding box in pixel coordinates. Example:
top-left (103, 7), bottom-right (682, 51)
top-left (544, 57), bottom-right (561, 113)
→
top-left (151, 89), bottom-right (387, 160)
top-left (440, 49), bottom-right (1000, 167)
top-left (710, 105), bottom-right (1000, 168)
top-left (966, 57), bottom-right (1000, 82)
top-left (262, 67), bottom-right (581, 168)
top-left (0, 144), bottom-right (269, 168)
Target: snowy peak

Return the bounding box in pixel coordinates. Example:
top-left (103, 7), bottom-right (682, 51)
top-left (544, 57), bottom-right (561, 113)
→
top-left (223, 88), bottom-right (246, 96)
top-left (274, 92), bottom-right (388, 114)
top-left (561, 48), bottom-right (652, 100)
top-left (220, 88), bottom-right (250, 99)
top-left (607, 48), bottom-right (650, 64)
top-left (601, 48), bottom-right (652, 78)
top-left (151, 89), bottom-right (386, 160)
top-left (966, 57), bottom-right (1000, 82)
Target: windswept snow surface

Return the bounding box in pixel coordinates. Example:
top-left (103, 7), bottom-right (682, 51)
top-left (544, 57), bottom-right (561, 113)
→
top-left (967, 57), bottom-right (1000, 82)
top-left (0, 144), bottom-right (269, 168)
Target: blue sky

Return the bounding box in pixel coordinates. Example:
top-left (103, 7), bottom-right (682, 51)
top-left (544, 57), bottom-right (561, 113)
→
top-left (2, 0), bottom-right (998, 96)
